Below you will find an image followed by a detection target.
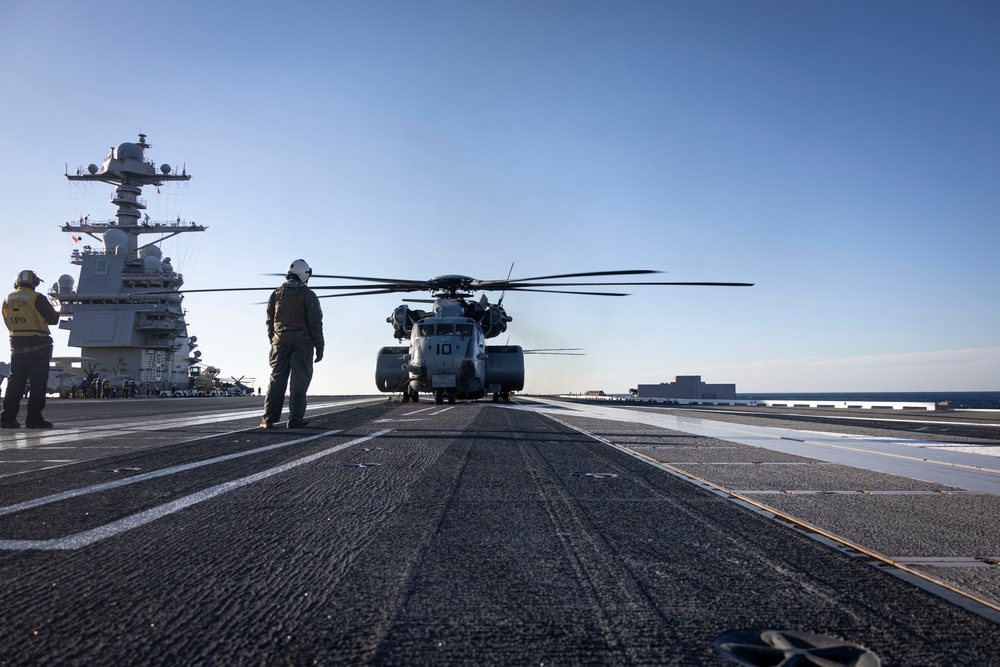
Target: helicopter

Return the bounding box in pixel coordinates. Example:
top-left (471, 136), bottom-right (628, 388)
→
top-left (223, 375), bottom-right (256, 396)
top-left (153, 268), bottom-right (752, 405)
top-left (312, 269), bottom-right (751, 405)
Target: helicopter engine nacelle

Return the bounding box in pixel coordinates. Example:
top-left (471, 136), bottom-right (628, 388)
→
top-left (462, 298), bottom-right (511, 339)
top-left (477, 304), bottom-right (512, 339)
top-left (375, 346), bottom-right (409, 392)
top-left (387, 306), bottom-right (428, 340)
top-left (484, 345), bottom-right (524, 392)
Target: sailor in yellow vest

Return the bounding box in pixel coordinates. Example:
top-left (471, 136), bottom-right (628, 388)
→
top-left (1, 270), bottom-right (60, 428)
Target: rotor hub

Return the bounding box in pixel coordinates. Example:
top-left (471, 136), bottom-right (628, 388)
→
top-left (429, 275), bottom-right (476, 298)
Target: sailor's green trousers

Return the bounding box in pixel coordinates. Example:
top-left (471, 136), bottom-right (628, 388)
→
top-left (262, 336), bottom-right (314, 423)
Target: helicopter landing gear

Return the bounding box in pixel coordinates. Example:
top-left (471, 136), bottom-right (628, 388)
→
top-left (491, 391), bottom-right (510, 403)
top-left (399, 383), bottom-right (419, 403)
top-left (434, 389), bottom-right (457, 405)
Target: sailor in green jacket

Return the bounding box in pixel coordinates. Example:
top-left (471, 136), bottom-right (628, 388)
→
top-left (261, 260), bottom-right (325, 429)
top-left (1, 270), bottom-right (60, 429)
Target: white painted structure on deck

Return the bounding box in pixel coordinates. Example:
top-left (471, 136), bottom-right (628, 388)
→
top-left (560, 395), bottom-right (940, 411)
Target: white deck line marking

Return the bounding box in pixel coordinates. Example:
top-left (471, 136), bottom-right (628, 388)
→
top-left (0, 398), bottom-right (379, 449)
top-left (0, 429), bottom-right (391, 551)
top-left (541, 411), bottom-right (1000, 622)
top-left (521, 398), bottom-right (1000, 494)
top-left (0, 430), bottom-right (342, 517)
top-left (670, 406), bottom-right (1000, 428)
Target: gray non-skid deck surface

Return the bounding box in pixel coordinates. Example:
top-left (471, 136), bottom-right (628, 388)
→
top-left (537, 402), bottom-right (1000, 616)
top-left (0, 398), bottom-right (997, 664)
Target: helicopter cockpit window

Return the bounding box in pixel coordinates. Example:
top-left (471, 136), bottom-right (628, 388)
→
top-left (417, 322), bottom-right (472, 337)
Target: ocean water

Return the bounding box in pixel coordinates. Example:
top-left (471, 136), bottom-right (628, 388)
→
top-left (735, 391), bottom-right (1000, 410)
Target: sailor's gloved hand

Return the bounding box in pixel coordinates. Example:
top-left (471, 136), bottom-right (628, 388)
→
top-left (315, 350), bottom-right (324, 363)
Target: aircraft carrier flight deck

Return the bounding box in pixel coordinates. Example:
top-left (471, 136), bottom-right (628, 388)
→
top-left (1, 396), bottom-right (998, 665)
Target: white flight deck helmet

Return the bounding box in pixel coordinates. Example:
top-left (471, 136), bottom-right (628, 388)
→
top-left (286, 259), bottom-right (312, 283)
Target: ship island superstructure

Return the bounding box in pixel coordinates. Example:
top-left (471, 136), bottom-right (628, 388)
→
top-left (52, 134), bottom-right (206, 390)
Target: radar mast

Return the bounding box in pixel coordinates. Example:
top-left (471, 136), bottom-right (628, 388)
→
top-left (53, 134), bottom-right (208, 391)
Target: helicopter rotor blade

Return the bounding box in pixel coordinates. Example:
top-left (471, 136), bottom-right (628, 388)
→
top-left (474, 269), bottom-right (659, 289)
top-left (135, 286), bottom-right (277, 295)
top-left (133, 283), bottom-right (433, 296)
top-left (614, 281), bottom-right (754, 287)
top-left (310, 284), bottom-right (431, 291)
top-left (507, 288), bottom-right (630, 297)
top-left (276, 273), bottom-right (435, 288)
top-left (523, 351), bottom-right (586, 355)
top-left (313, 284), bottom-right (431, 294)
top-left (502, 281), bottom-right (755, 289)
top-left (316, 288), bottom-right (408, 299)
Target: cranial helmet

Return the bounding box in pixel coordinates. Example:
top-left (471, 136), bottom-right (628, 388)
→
top-left (286, 259), bottom-right (312, 283)
top-left (14, 270), bottom-right (42, 289)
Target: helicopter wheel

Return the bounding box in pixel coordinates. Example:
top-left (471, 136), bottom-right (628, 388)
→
top-left (447, 388), bottom-right (456, 405)
top-left (434, 390), bottom-right (444, 405)
top-left (410, 388), bottom-right (420, 402)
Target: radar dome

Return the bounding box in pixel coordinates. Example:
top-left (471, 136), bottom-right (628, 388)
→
top-left (160, 163), bottom-right (172, 174)
top-left (138, 245), bottom-right (162, 259)
top-left (55, 274), bottom-right (75, 294)
top-left (103, 228), bottom-right (128, 255)
top-left (143, 255), bottom-right (161, 271)
top-left (116, 142), bottom-right (142, 160)
top-left (88, 164), bottom-right (99, 174)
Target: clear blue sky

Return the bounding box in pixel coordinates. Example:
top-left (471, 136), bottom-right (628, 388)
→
top-left (2, 1), bottom-right (998, 394)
